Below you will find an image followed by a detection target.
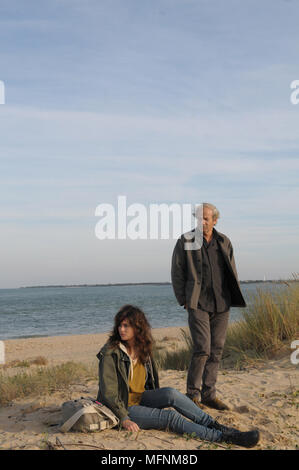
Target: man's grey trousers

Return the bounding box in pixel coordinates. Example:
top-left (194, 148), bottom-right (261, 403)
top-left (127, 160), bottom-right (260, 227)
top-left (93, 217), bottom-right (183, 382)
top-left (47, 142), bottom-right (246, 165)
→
top-left (187, 307), bottom-right (230, 401)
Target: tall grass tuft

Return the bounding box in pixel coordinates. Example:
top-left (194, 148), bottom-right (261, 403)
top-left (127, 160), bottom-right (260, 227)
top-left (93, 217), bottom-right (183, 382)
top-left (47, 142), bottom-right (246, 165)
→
top-left (224, 282), bottom-right (299, 365)
top-left (155, 281), bottom-right (299, 370)
top-left (154, 329), bottom-right (192, 371)
top-left (0, 361), bottom-right (97, 406)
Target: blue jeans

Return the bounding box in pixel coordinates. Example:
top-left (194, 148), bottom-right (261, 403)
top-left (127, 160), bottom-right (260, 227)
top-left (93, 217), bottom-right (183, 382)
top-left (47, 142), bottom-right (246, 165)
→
top-left (128, 387), bottom-right (222, 442)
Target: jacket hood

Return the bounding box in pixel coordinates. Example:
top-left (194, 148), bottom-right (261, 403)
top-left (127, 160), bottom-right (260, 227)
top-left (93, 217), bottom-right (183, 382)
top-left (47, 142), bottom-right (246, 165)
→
top-left (96, 341), bottom-right (116, 359)
top-left (96, 341), bottom-right (131, 361)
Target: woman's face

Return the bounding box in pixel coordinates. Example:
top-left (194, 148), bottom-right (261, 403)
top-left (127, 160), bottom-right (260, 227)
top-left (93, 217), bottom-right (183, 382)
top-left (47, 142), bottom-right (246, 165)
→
top-left (118, 318), bottom-right (135, 343)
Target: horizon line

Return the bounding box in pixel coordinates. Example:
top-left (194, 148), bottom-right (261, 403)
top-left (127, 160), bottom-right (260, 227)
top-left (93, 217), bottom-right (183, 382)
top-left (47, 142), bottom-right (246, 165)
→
top-left (0, 279), bottom-right (295, 289)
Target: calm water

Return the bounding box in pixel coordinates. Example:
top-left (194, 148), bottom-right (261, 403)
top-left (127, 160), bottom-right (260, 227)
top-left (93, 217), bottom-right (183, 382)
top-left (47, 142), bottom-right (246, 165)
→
top-left (0, 283), bottom-right (286, 340)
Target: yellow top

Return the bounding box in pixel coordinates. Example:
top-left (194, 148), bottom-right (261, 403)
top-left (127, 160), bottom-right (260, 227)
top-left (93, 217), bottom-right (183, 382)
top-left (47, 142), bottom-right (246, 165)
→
top-left (128, 360), bottom-right (146, 406)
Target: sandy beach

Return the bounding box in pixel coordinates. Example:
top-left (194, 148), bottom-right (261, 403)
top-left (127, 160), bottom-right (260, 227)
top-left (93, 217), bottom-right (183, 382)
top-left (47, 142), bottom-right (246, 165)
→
top-left (3, 326), bottom-right (188, 367)
top-left (0, 327), bottom-right (298, 450)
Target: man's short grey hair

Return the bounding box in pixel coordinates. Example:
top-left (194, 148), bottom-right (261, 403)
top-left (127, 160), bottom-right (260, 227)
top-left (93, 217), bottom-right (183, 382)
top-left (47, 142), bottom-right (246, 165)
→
top-left (194, 203), bottom-right (220, 221)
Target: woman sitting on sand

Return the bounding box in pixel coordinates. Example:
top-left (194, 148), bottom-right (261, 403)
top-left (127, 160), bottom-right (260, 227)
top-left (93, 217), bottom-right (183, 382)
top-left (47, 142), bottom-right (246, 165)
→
top-left (96, 304), bottom-right (260, 448)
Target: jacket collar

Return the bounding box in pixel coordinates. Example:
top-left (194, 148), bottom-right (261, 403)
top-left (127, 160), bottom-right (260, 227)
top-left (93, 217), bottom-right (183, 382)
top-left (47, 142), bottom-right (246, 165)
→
top-left (212, 228), bottom-right (224, 242)
top-left (187, 227), bottom-right (224, 247)
top-left (118, 343), bottom-right (135, 381)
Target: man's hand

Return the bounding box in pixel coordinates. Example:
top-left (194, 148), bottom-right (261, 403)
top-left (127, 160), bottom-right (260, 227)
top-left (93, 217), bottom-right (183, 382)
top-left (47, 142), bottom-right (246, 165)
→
top-left (122, 419), bottom-right (140, 432)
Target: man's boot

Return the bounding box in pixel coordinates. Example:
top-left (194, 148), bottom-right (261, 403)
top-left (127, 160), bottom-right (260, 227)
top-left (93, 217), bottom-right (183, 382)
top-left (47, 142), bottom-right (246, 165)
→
top-left (201, 397), bottom-right (230, 410)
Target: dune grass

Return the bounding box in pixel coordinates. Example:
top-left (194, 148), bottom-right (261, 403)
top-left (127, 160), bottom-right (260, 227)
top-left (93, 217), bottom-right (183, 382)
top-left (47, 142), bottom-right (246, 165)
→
top-left (154, 281), bottom-right (299, 370)
top-left (0, 361), bottom-right (97, 406)
top-left (0, 356), bottom-right (48, 370)
top-left (224, 281), bottom-right (299, 365)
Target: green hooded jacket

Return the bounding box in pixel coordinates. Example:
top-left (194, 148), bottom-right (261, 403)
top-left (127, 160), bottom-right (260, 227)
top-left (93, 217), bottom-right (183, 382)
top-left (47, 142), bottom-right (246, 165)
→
top-left (96, 342), bottom-right (160, 423)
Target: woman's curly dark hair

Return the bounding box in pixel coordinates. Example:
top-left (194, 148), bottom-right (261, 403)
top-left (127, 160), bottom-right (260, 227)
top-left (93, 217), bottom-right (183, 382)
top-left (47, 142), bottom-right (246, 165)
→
top-left (108, 304), bottom-right (154, 363)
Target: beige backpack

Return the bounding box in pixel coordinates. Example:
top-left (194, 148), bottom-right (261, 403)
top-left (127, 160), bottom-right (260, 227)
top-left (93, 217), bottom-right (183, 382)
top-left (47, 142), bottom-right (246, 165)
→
top-left (60, 397), bottom-right (119, 433)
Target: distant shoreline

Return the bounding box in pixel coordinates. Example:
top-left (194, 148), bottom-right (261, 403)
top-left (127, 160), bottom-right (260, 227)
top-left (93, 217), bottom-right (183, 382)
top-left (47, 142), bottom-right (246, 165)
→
top-left (18, 280), bottom-right (295, 289)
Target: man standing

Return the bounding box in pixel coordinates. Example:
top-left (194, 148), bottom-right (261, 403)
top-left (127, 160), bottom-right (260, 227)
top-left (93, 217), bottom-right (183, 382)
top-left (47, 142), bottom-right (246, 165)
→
top-left (171, 203), bottom-right (246, 410)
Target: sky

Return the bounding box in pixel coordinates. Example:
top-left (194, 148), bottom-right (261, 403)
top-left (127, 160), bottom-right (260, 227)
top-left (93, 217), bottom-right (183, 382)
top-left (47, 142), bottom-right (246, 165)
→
top-left (0, 0), bottom-right (299, 288)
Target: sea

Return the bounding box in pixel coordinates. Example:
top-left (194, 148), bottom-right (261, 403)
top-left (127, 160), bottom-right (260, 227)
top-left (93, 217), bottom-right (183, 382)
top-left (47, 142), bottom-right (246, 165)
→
top-left (0, 282), bottom-right (286, 341)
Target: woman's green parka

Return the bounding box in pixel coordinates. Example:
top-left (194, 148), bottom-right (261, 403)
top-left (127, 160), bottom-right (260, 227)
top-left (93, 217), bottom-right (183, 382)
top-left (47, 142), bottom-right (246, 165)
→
top-left (96, 342), bottom-right (160, 422)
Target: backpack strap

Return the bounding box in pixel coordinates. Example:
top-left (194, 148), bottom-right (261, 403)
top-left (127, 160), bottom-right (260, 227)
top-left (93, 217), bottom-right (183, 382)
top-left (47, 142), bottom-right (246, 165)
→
top-left (94, 400), bottom-right (119, 425)
top-left (60, 404), bottom-right (96, 433)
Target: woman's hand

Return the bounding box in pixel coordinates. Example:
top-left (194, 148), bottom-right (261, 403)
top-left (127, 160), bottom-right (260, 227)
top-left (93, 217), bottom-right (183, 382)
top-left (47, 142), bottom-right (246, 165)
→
top-left (122, 419), bottom-right (140, 432)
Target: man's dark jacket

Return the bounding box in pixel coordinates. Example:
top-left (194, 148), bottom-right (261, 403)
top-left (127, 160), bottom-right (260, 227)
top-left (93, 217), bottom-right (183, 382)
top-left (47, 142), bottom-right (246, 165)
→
top-left (171, 228), bottom-right (246, 310)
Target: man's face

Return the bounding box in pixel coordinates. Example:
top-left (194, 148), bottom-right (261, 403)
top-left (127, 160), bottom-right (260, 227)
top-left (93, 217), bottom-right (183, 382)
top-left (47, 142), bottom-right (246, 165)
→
top-left (200, 207), bottom-right (217, 235)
